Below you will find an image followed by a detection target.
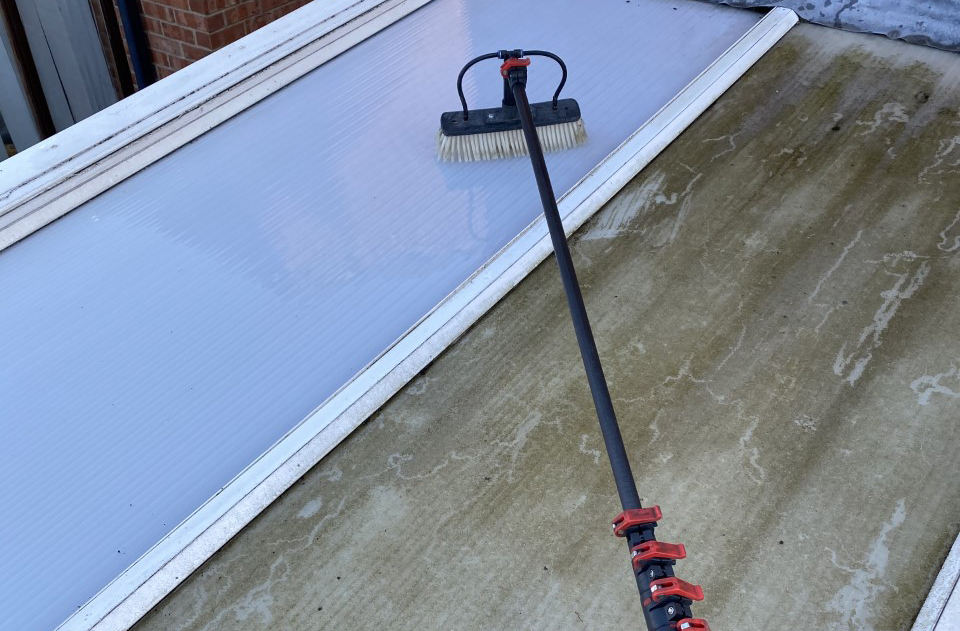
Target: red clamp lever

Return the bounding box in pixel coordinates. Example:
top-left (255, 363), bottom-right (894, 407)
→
top-left (676, 619), bottom-right (711, 631)
top-left (612, 505), bottom-right (662, 537)
top-left (500, 57), bottom-right (531, 77)
top-left (649, 577), bottom-right (704, 603)
top-left (631, 541), bottom-right (687, 569)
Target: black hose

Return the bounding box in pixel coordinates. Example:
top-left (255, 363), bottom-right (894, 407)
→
top-left (456, 53), bottom-right (499, 120)
top-left (455, 49), bottom-right (569, 119)
top-left (522, 50), bottom-right (567, 109)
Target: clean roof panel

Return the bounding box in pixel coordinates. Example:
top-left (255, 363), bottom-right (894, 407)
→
top-left (0, 1), bottom-right (759, 629)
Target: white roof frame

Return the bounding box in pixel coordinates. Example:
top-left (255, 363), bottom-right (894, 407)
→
top-left (0, 3), bottom-right (798, 629)
top-left (912, 533), bottom-right (960, 630)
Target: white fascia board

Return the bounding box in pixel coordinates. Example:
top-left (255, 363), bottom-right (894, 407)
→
top-left (0, 0), bottom-right (433, 251)
top-left (55, 7), bottom-right (797, 631)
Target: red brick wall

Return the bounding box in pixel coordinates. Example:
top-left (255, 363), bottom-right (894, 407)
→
top-left (136, 0), bottom-right (313, 79)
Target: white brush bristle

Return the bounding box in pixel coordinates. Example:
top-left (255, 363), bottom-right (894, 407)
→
top-left (436, 119), bottom-right (587, 162)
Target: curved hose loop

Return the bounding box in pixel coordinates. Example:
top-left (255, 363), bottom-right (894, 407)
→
top-left (456, 52), bottom-right (499, 121)
top-left (455, 49), bottom-right (569, 119)
top-left (522, 50), bottom-right (567, 110)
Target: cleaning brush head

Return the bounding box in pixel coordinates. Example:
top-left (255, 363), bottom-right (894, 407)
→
top-left (437, 99), bottom-right (587, 162)
top-left (437, 49), bottom-right (587, 162)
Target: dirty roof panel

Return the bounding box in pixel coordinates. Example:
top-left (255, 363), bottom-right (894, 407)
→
top-left (0, 1), bottom-right (762, 629)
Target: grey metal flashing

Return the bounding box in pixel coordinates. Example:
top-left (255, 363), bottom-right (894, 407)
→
top-left (0, 17), bottom-right (41, 151)
top-left (13, 0), bottom-right (117, 127)
top-left (703, 0), bottom-right (960, 51)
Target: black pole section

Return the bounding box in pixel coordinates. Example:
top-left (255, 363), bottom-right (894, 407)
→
top-left (508, 73), bottom-right (641, 512)
top-left (116, 0), bottom-right (156, 89)
top-left (502, 56), bottom-right (704, 631)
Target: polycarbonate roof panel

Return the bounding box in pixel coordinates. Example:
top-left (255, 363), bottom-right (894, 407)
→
top-left (0, 1), bottom-right (759, 629)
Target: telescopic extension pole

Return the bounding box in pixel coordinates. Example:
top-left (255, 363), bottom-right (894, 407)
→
top-left (502, 54), bottom-right (709, 631)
